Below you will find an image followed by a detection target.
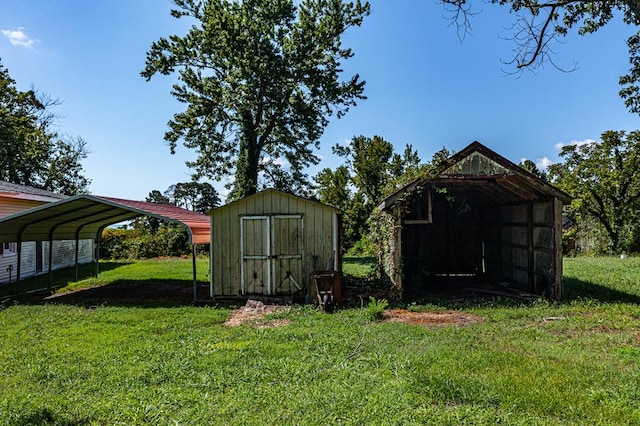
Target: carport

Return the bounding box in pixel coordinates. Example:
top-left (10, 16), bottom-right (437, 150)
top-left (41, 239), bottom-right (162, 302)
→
top-left (0, 194), bottom-right (210, 301)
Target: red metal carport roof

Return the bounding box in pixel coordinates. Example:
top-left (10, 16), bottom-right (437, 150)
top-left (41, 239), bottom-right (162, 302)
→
top-left (0, 194), bottom-right (210, 244)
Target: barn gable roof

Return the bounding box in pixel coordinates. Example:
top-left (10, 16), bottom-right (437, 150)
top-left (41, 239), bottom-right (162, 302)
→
top-left (380, 141), bottom-right (572, 210)
top-left (210, 188), bottom-right (340, 216)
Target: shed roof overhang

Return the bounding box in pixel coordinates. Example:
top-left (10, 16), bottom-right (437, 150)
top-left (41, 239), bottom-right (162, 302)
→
top-left (379, 141), bottom-right (573, 211)
top-left (0, 195), bottom-right (210, 244)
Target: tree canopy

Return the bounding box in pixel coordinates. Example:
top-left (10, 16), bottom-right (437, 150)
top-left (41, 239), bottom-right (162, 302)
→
top-left (141, 0), bottom-right (370, 200)
top-left (549, 130), bottom-right (640, 253)
top-left (164, 181), bottom-right (220, 214)
top-left (316, 135), bottom-right (423, 253)
top-left (0, 59), bottom-right (90, 195)
top-left (518, 159), bottom-right (548, 181)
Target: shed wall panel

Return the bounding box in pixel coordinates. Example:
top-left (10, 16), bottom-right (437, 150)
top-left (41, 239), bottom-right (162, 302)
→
top-left (533, 202), bottom-right (553, 224)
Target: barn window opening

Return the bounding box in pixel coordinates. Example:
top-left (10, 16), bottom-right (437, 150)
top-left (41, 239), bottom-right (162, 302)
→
top-left (403, 186), bottom-right (432, 224)
top-left (0, 242), bottom-right (17, 257)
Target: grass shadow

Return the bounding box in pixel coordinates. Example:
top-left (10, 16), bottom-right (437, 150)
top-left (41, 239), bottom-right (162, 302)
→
top-left (343, 256), bottom-right (377, 265)
top-left (14, 278), bottom-right (210, 308)
top-left (0, 261), bottom-right (129, 298)
top-left (562, 276), bottom-right (640, 304)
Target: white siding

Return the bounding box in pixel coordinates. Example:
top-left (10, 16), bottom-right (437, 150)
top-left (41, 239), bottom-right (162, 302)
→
top-left (0, 239), bottom-right (94, 284)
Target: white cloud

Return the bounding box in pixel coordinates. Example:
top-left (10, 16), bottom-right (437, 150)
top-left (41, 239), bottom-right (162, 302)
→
top-left (520, 157), bottom-right (554, 171)
top-left (554, 139), bottom-right (596, 151)
top-left (2, 28), bottom-right (34, 48)
top-left (260, 156), bottom-right (290, 167)
top-left (536, 157), bottom-right (554, 170)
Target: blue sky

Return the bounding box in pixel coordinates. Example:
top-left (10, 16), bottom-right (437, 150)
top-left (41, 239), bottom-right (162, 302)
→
top-left (1, 0), bottom-right (638, 201)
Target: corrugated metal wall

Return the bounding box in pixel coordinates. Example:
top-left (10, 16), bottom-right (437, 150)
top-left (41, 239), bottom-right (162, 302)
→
top-left (210, 190), bottom-right (338, 297)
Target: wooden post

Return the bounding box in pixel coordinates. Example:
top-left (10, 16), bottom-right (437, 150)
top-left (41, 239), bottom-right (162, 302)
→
top-left (552, 197), bottom-right (564, 300)
top-left (527, 202), bottom-right (535, 293)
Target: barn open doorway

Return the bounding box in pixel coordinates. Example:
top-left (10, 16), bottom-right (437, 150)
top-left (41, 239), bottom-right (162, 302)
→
top-left (379, 142), bottom-right (572, 301)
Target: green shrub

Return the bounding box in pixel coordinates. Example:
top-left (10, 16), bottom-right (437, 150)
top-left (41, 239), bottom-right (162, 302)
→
top-left (100, 225), bottom-right (191, 259)
top-left (364, 296), bottom-right (389, 321)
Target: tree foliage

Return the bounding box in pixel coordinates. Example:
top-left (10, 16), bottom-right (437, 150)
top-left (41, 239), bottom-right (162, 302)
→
top-left (548, 130), bottom-right (640, 253)
top-left (333, 135), bottom-right (421, 208)
top-left (125, 181), bottom-right (218, 256)
top-left (518, 159), bottom-right (548, 181)
top-left (316, 135), bottom-right (423, 253)
top-left (164, 181), bottom-right (220, 213)
top-left (441, 0), bottom-right (640, 114)
top-left (141, 0), bottom-right (370, 200)
top-left (0, 59), bottom-right (90, 194)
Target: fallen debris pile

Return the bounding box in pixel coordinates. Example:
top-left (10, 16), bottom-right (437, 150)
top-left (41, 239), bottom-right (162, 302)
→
top-left (224, 299), bottom-right (291, 328)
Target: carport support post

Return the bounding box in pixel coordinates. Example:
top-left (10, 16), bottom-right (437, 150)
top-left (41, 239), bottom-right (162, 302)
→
top-left (192, 244), bottom-right (197, 303)
top-left (48, 237), bottom-right (53, 291)
top-left (74, 233), bottom-right (80, 282)
top-left (95, 233), bottom-right (101, 278)
top-left (15, 239), bottom-right (21, 295)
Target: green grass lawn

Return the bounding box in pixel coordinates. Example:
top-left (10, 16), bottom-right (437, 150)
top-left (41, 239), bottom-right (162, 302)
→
top-left (1, 257), bottom-right (640, 424)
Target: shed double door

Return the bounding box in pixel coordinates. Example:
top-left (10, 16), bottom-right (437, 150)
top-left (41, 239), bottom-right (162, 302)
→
top-left (240, 215), bottom-right (304, 295)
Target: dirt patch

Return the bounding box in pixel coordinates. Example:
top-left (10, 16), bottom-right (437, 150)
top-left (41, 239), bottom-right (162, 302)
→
top-left (382, 309), bottom-right (481, 327)
top-left (224, 299), bottom-right (291, 328)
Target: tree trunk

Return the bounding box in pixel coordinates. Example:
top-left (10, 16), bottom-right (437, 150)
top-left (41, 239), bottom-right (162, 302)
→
top-left (229, 136), bottom-right (260, 201)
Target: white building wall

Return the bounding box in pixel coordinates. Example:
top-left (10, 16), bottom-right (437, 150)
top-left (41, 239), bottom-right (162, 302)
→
top-left (0, 239), bottom-right (94, 284)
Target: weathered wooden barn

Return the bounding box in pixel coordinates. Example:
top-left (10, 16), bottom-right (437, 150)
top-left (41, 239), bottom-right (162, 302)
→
top-left (209, 189), bottom-right (340, 298)
top-left (378, 142), bottom-right (572, 301)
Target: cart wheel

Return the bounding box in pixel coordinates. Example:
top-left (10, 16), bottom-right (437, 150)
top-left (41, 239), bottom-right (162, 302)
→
top-left (322, 293), bottom-right (334, 313)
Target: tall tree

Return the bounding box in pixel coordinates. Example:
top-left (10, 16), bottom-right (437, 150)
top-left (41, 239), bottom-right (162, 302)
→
top-left (315, 165), bottom-right (351, 212)
top-left (142, 190), bottom-right (173, 234)
top-left (548, 130), bottom-right (640, 253)
top-left (0, 60), bottom-right (90, 195)
top-left (141, 0), bottom-right (370, 200)
top-left (518, 159), bottom-right (548, 181)
top-left (164, 181), bottom-right (220, 213)
top-left (441, 0), bottom-right (640, 114)
top-left (334, 135), bottom-right (396, 210)
top-left (146, 190), bottom-right (172, 205)
top-left (323, 135), bottom-right (424, 253)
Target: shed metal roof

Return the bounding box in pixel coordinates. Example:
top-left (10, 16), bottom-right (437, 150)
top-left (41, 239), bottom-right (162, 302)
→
top-left (209, 188), bottom-right (341, 216)
top-left (0, 194), bottom-right (210, 244)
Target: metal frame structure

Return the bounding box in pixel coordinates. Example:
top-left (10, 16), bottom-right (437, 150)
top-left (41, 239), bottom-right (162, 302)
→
top-left (0, 194), bottom-right (210, 301)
